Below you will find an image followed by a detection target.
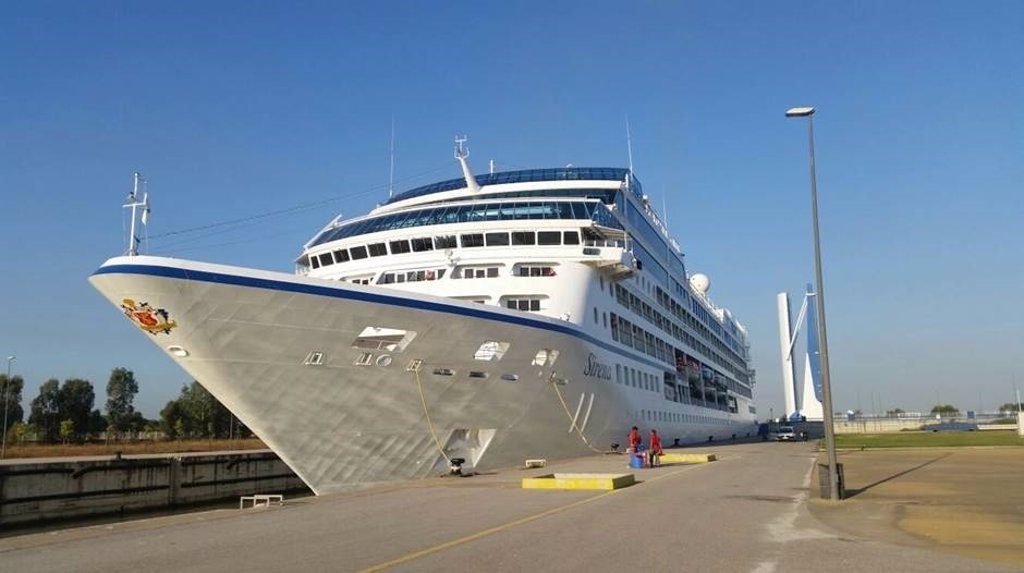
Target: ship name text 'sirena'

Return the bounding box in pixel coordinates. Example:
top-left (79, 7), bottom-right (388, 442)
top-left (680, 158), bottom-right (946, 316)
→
top-left (90, 139), bottom-right (756, 494)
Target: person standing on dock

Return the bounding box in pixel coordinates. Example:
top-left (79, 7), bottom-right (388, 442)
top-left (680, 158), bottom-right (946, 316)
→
top-left (628, 426), bottom-right (642, 453)
top-left (648, 429), bottom-right (663, 467)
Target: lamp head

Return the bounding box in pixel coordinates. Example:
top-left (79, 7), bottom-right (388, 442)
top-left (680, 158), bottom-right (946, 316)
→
top-left (786, 107), bottom-right (816, 118)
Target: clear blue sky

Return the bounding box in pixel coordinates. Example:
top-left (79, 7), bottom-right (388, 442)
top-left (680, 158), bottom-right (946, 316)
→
top-left (2, 1), bottom-right (1022, 419)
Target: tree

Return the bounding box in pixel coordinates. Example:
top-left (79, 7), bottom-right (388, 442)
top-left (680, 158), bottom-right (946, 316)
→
top-left (10, 421), bottom-right (29, 446)
top-left (88, 409), bottom-right (109, 436)
top-left (105, 367), bottom-right (139, 434)
top-left (159, 381), bottom-right (250, 440)
top-left (29, 379), bottom-right (62, 442)
top-left (886, 408), bottom-right (906, 417)
top-left (29, 378), bottom-right (97, 443)
top-left (0, 374), bottom-right (25, 432)
top-left (998, 402), bottom-right (1022, 414)
top-left (59, 419), bottom-right (75, 444)
top-left (58, 379), bottom-right (95, 441)
top-left (160, 397), bottom-right (188, 439)
top-left (930, 404), bottom-right (960, 416)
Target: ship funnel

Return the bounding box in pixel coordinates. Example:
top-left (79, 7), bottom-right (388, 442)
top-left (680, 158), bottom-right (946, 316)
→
top-left (454, 136), bottom-right (481, 193)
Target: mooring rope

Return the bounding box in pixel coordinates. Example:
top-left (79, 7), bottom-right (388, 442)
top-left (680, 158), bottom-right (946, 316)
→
top-left (412, 367), bottom-right (452, 466)
top-left (549, 377), bottom-right (606, 454)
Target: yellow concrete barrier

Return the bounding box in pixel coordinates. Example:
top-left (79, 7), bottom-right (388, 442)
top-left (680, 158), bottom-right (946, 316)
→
top-left (521, 473), bottom-right (636, 490)
top-left (658, 452), bottom-right (717, 464)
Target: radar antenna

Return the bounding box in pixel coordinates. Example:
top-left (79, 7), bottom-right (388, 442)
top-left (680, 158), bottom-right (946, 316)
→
top-left (454, 135), bottom-right (469, 160)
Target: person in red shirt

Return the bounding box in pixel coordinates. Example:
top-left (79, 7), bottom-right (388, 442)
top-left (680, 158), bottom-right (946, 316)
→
top-left (628, 426), bottom-right (642, 453)
top-left (648, 429), bottom-right (663, 467)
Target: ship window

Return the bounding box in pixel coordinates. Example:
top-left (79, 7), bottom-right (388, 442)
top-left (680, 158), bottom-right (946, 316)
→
top-left (352, 326), bottom-right (418, 352)
top-left (506, 299), bottom-right (540, 311)
top-left (389, 240), bottom-right (411, 254)
top-left (486, 232), bottom-right (510, 246)
top-left (532, 349), bottom-right (559, 367)
top-left (309, 199), bottom-right (626, 248)
top-left (368, 243), bottom-right (387, 257)
top-left (411, 237), bottom-right (433, 252)
top-left (318, 253), bottom-right (334, 267)
top-left (474, 340), bottom-right (510, 361)
top-left (487, 267), bottom-right (499, 278)
top-left (511, 231), bottom-right (536, 245)
top-left (350, 245), bottom-right (368, 260)
top-left (334, 249), bottom-right (350, 262)
top-left (311, 257), bottom-right (321, 269)
top-left (517, 265), bottom-right (556, 277)
top-left (538, 231), bottom-right (560, 245)
top-left (432, 368), bottom-right (455, 376)
top-left (434, 235), bottom-right (457, 249)
top-left (563, 231), bottom-right (580, 245)
top-left (461, 233), bottom-right (484, 248)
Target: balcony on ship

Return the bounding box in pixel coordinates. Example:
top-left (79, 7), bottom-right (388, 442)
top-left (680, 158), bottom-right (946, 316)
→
top-left (580, 238), bottom-right (636, 280)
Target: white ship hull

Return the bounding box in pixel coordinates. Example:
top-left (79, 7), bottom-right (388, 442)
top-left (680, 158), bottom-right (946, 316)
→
top-left (91, 255), bottom-right (755, 494)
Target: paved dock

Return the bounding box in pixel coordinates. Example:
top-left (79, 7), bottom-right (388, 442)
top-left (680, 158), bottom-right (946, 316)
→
top-left (1, 442), bottom-right (1019, 572)
top-left (811, 446), bottom-right (1024, 567)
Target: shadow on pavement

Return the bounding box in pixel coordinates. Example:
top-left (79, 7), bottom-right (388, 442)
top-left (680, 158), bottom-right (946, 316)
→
top-left (843, 452), bottom-right (952, 498)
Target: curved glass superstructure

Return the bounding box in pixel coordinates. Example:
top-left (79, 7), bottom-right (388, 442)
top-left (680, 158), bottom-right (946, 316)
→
top-left (384, 167), bottom-right (634, 206)
top-left (309, 199), bottom-right (623, 248)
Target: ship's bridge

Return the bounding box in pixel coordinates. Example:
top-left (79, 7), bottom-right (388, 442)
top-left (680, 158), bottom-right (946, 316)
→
top-left (383, 167), bottom-right (636, 207)
top-left (306, 199), bottom-right (624, 250)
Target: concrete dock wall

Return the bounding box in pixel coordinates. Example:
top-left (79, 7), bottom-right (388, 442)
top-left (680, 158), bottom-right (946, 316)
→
top-left (0, 450), bottom-right (307, 528)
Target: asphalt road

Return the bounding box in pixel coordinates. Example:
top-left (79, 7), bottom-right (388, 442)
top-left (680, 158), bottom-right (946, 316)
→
top-left (1, 441), bottom-right (1016, 572)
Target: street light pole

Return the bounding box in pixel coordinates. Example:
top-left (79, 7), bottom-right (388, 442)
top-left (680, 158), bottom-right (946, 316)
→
top-left (2, 355), bottom-right (15, 459)
top-left (786, 106), bottom-right (840, 500)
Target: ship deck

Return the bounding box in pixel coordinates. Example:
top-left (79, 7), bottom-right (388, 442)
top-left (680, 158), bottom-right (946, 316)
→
top-left (2, 441), bottom-right (1019, 572)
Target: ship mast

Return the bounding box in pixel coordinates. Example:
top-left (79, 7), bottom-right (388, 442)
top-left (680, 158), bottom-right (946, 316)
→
top-left (123, 172), bottom-right (150, 256)
top-left (454, 136), bottom-right (481, 193)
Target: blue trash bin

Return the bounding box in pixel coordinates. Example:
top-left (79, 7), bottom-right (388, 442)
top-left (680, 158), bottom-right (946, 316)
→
top-left (629, 454), bottom-right (644, 469)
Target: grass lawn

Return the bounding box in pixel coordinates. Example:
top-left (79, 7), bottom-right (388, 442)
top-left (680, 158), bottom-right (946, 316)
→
top-left (834, 431), bottom-right (1024, 449)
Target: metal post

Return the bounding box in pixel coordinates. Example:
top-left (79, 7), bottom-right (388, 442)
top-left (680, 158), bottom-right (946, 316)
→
top-left (787, 107), bottom-right (840, 500)
top-left (2, 355), bottom-right (14, 459)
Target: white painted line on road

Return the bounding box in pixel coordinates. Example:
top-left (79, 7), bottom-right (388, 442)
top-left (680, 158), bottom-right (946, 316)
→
top-left (765, 457), bottom-right (833, 542)
top-left (750, 455), bottom-right (832, 573)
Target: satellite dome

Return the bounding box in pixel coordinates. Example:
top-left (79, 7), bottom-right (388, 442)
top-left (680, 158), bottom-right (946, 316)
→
top-left (689, 273), bottom-right (710, 294)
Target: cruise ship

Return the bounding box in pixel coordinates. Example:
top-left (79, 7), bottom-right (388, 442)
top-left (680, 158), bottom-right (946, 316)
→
top-left (90, 139), bottom-right (757, 494)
